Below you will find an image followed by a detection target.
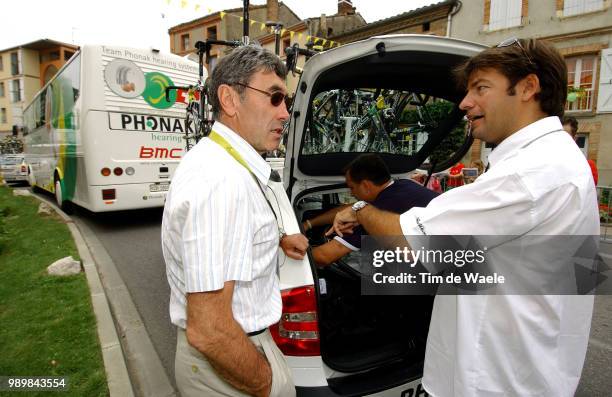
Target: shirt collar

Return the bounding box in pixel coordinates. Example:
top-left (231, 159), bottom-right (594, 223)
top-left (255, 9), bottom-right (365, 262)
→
top-left (210, 121), bottom-right (272, 186)
top-left (487, 116), bottom-right (564, 169)
top-left (383, 179), bottom-right (394, 190)
top-left (370, 180), bottom-right (394, 202)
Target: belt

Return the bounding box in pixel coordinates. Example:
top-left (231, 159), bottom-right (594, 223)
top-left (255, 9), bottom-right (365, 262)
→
top-left (247, 328), bottom-right (266, 337)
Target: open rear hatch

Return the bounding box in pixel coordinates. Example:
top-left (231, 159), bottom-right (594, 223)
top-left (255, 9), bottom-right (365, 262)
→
top-left (285, 34), bottom-right (485, 389)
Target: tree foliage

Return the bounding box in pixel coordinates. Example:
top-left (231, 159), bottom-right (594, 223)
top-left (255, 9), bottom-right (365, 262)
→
top-left (400, 100), bottom-right (467, 166)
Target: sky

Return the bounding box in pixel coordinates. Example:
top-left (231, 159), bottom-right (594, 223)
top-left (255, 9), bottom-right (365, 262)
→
top-left (0, 0), bottom-right (439, 52)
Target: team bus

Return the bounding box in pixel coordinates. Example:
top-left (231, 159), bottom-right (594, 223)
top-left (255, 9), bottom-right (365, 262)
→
top-left (23, 45), bottom-right (201, 212)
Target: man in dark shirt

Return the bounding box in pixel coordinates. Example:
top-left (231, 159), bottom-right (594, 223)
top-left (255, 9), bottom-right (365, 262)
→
top-left (303, 154), bottom-right (438, 265)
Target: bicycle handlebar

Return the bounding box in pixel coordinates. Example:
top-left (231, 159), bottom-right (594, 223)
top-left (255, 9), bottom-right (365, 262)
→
top-left (284, 44), bottom-right (319, 76)
top-left (195, 40), bottom-right (242, 62)
top-left (284, 45), bottom-right (317, 58)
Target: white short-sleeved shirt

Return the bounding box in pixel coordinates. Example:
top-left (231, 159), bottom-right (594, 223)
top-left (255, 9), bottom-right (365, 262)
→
top-left (161, 121), bottom-right (282, 333)
top-left (399, 117), bottom-right (599, 396)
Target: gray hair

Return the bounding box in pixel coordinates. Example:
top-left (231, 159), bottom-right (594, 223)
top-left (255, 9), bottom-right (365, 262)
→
top-left (208, 44), bottom-right (287, 120)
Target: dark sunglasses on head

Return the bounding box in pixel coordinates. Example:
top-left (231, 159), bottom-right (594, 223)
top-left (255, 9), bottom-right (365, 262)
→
top-left (234, 82), bottom-right (287, 107)
top-left (497, 37), bottom-right (535, 66)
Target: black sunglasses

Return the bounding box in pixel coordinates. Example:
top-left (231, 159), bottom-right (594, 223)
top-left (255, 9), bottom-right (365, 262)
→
top-left (234, 82), bottom-right (287, 107)
top-left (497, 37), bottom-right (534, 66)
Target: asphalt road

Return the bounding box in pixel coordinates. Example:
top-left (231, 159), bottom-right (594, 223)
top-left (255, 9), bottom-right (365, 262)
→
top-left (69, 201), bottom-right (612, 396)
top-left (69, 206), bottom-right (178, 390)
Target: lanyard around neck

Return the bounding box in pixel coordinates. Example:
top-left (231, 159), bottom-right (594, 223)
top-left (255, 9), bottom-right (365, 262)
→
top-left (208, 130), bottom-right (284, 274)
top-left (208, 130), bottom-right (280, 224)
top-left (209, 130), bottom-right (253, 174)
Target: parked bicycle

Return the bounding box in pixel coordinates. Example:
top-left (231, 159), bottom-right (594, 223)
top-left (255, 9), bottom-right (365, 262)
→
top-left (306, 88), bottom-right (439, 154)
top-left (165, 39), bottom-right (241, 151)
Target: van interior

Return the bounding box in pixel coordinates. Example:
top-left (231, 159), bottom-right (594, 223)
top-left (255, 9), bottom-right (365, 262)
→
top-left (296, 191), bottom-right (435, 393)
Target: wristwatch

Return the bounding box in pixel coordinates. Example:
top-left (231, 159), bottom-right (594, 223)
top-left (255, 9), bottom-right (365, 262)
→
top-left (352, 200), bottom-right (368, 212)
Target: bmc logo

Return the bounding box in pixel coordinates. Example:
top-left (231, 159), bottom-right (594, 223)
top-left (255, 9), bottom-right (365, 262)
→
top-left (139, 146), bottom-right (182, 159)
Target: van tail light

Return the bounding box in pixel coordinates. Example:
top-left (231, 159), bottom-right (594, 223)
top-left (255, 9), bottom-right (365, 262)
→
top-left (270, 285), bottom-right (320, 356)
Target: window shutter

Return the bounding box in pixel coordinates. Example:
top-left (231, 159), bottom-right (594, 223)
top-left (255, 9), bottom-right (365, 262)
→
top-left (507, 0), bottom-right (522, 28)
top-left (489, 0), bottom-right (521, 30)
top-left (564, 0), bottom-right (583, 16)
top-left (585, 0), bottom-right (603, 13)
top-left (597, 48), bottom-right (612, 113)
top-left (489, 0), bottom-right (504, 30)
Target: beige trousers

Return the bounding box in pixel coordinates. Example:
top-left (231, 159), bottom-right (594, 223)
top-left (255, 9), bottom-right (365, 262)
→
top-left (175, 328), bottom-right (296, 397)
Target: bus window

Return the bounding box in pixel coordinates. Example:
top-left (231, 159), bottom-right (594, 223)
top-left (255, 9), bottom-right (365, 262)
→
top-left (36, 89), bottom-right (46, 128)
top-left (50, 54), bottom-right (80, 128)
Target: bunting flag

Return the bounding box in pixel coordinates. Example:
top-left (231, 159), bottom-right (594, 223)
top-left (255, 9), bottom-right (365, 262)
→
top-left (164, 0), bottom-right (341, 49)
top-left (214, 8), bottom-right (341, 48)
top-left (164, 0), bottom-right (212, 13)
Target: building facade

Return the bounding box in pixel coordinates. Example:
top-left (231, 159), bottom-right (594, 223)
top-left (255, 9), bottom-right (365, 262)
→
top-left (258, 0), bottom-right (458, 93)
top-left (168, 0), bottom-right (301, 73)
top-left (0, 39), bottom-right (78, 139)
top-left (450, 0), bottom-right (612, 185)
top-left (328, 0), bottom-right (459, 44)
top-left (258, 0), bottom-right (367, 92)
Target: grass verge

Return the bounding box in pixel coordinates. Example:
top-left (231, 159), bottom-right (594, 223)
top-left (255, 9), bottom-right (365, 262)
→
top-left (0, 185), bottom-right (108, 396)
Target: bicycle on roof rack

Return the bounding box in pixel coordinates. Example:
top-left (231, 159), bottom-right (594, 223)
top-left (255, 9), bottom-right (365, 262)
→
top-left (165, 39), bottom-right (242, 151)
top-left (284, 43), bottom-right (319, 78)
top-left (165, 35), bottom-right (327, 153)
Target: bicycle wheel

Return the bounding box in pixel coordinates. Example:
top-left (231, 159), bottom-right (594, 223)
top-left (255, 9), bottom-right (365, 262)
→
top-left (185, 102), bottom-right (202, 151)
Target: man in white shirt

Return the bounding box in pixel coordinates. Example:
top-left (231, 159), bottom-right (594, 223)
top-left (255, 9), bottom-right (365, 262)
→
top-left (329, 38), bottom-right (599, 396)
top-left (162, 45), bottom-right (308, 397)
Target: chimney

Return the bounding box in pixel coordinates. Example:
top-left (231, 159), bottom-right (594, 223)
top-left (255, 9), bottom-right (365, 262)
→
top-left (337, 0), bottom-right (355, 16)
top-left (319, 14), bottom-right (328, 38)
top-left (267, 0), bottom-right (279, 22)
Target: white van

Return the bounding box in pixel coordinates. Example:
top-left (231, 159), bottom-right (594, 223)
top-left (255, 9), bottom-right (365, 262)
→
top-left (0, 154), bottom-right (27, 183)
top-left (264, 34), bottom-right (485, 395)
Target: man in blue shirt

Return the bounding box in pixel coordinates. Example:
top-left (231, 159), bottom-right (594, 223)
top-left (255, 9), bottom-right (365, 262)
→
top-left (303, 154), bottom-right (438, 266)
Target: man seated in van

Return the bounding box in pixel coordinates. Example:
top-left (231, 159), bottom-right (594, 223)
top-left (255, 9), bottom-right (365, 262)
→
top-left (302, 153), bottom-right (438, 266)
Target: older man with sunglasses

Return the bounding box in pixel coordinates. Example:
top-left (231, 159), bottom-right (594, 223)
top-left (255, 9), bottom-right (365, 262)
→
top-left (161, 45), bottom-right (307, 397)
top-left (328, 38), bottom-right (599, 396)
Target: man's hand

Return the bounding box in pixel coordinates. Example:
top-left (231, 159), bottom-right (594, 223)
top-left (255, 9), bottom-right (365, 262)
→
top-left (186, 283), bottom-right (272, 396)
top-left (325, 207), bottom-right (359, 237)
top-left (280, 233), bottom-right (309, 260)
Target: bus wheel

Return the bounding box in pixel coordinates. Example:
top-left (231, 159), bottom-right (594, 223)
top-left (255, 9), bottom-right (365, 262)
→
top-left (54, 178), bottom-right (74, 214)
top-left (27, 167), bottom-right (37, 190)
